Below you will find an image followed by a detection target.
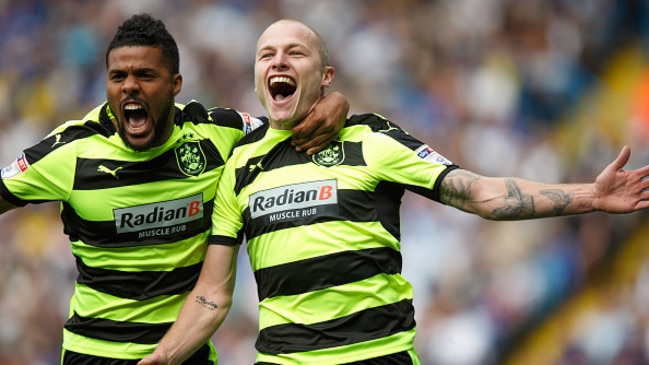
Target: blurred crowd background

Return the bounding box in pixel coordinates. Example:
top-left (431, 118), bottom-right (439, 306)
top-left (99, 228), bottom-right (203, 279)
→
top-left (1, 0), bottom-right (649, 364)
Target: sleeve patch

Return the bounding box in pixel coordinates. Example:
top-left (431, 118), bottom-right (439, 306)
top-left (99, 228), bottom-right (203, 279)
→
top-left (415, 145), bottom-right (453, 165)
top-left (1, 154), bottom-right (29, 179)
top-left (239, 112), bottom-right (265, 135)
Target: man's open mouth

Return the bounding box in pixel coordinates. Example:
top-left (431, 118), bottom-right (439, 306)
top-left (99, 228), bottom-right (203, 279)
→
top-left (269, 76), bottom-right (296, 102)
top-left (123, 103), bottom-right (149, 131)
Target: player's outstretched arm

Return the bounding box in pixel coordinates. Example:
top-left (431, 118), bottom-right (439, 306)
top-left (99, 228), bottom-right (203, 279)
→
top-left (291, 92), bottom-right (349, 155)
top-left (138, 244), bottom-right (239, 365)
top-left (439, 146), bottom-right (649, 220)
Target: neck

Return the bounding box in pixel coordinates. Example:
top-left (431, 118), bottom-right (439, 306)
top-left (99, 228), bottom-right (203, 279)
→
top-left (269, 118), bottom-right (299, 130)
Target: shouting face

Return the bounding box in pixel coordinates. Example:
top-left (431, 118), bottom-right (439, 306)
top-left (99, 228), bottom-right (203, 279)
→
top-left (106, 45), bottom-right (182, 151)
top-left (255, 20), bottom-right (334, 129)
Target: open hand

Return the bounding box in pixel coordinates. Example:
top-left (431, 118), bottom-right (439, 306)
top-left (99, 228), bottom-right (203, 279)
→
top-left (593, 145), bottom-right (649, 213)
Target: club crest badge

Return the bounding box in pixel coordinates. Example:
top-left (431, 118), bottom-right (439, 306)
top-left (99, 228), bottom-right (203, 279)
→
top-left (175, 141), bottom-right (206, 176)
top-left (312, 141), bottom-right (344, 167)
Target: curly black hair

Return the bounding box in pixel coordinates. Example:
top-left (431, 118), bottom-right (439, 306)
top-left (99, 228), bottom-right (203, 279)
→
top-left (105, 13), bottom-right (180, 74)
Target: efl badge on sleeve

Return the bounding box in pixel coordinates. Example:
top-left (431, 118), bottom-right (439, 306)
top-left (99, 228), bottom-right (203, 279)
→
top-left (415, 145), bottom-right (453, 165)
top-left (1, 154), bottom-right (29, 179)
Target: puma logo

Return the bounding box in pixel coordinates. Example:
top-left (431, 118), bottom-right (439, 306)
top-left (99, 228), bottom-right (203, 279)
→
top-left (98, 165), bottom-right (123, 179)
top-left (248, 162), bottom-right (263, 172)
top-left (51, 134), bottom-right (66, 148)
top-left (377, 121), bottom-right (400, 133)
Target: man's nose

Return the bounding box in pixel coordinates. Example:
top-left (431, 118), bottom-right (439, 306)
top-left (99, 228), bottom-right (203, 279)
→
top-left (272, 52), bottom-right (288, 69)
top-left (122, 75), bottom-right (140, 94)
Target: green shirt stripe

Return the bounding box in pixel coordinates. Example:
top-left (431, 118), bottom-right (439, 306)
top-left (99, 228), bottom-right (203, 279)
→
top-left (72, 283), bottom-right (186, 322)
top-left (259, 273), bottom-right (413, 328)
top-left (254, 329), bottom-right (417, 364)
top-left (246, 221), bottom-right (397, 270)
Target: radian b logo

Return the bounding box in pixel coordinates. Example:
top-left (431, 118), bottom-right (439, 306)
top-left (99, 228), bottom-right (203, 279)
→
top-left (114, 194), bottom-right (204, 234)
top-left (175, 141), bottom-right (206, 176)
top-left (249, 179), bottom-right (338, 219)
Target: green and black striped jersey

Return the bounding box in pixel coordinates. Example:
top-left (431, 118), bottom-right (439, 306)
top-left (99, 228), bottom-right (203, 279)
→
top-left (210, 113), bottom-right (458, 364)
top-left (0, 101), bottom-right (263, 360)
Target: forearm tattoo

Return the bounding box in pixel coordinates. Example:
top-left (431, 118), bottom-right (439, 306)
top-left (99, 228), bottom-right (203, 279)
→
top-left (492, 178), bottom-right (535, 219)
top-left (441, 170), bottom-right (478, 209)
top-left (195, 295), bottom-right (218, 310)
top-left (540, 189), bottom-right (573, 215)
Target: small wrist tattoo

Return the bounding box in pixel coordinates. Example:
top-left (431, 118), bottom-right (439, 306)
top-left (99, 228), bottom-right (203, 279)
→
top-left (195, 295), bottom-right (218, 310)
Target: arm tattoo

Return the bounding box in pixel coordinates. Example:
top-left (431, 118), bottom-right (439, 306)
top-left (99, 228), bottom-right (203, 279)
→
top-left (441, 170), bottom-right (479, 209)
top-left (492, 178), bottom-right (535, 219)
top-left (195, 295), bottom-right (218, 310)
top-left (540, 189), bottom-right (573, 215)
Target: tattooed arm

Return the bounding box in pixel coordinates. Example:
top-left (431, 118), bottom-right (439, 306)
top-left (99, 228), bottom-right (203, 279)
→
top-left (440, 146), bottom-right (649, 220)
top-left (440, 169), bottom-right (586, 220)
top-left (138, 244), bottom-right (239, 365)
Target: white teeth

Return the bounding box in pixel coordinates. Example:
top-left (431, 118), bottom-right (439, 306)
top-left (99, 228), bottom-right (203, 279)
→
top-left (124, 104), bottom-right (143, 110)
top-left (269, 76), bottom-right (295, 86)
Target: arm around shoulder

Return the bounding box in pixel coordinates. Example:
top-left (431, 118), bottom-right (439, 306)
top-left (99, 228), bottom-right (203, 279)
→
top-left (291, 92), bottom-right (349, 154)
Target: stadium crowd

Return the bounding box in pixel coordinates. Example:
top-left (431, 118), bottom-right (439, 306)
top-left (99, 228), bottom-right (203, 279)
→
top-left (1, 0), bottom-right (648, 364)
